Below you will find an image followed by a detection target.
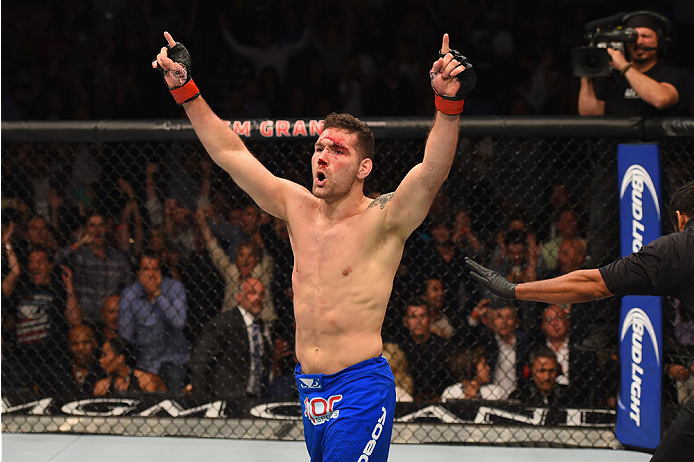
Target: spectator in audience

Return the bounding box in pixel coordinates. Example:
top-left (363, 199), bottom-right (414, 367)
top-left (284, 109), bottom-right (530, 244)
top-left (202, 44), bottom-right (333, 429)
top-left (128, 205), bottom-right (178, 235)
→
top-left (452, 207), bottom-right (487, 262)
top-left (62, 324), bottom-right (101, 396)
top-left (2, 220), bottom-right (21, 300)
top-left (55, 212), bottom-right (132, 324)
top-left (417, 215), bottom-right (471, 330)
top-left (15, 215), bottom-right (58, 272)
top-left (119, 250), bottom-right (190, 394)
top-left (188, 277), bottom-right (272, 399)
top-left (489, 228), bottom-right (542, 333)
top-left (541, 208), bottom-right (585, 273)
top-left (537, 303), bottom-right (599, 405)
top-left (114, 179), bottom-right (144, 262)
top-left (4, 245), bottom-right (82, 394)
top-left (423, 277), bottom-right (455, 339)
top-left (441, 346), bottom-right (504, 401)
top-left (259, 215), bottom-right (295, 341)
top-left (145, 225), bottom-right (180, 280)
top-left (97, 292), bottom-right (121, 344)
top-left (94, 337), bottom-right (166, 396)
top-left (490, 229), bottom-right (539, 285)
top-left (382, 342), bottom-right (415, 402)
top-left (479, 298), bottom-right (530, 400)
top-left (197, 210), bottom-right (276, 325)
top-left (509, 345), bottom-right (577, 407)
top-left (398, 297), bottom-right (452, 402)
top-left (268, 332), bottom-right (298, 400)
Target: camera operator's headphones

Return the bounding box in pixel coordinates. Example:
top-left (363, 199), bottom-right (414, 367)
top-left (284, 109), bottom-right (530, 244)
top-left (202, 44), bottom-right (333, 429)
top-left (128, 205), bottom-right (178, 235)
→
top-left (622, 10), bottom-right (673, 54)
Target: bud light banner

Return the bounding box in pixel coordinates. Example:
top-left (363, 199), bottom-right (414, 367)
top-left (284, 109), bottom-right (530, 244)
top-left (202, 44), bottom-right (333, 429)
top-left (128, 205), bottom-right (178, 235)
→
top-left (616, 144), bottom-right (662, 450)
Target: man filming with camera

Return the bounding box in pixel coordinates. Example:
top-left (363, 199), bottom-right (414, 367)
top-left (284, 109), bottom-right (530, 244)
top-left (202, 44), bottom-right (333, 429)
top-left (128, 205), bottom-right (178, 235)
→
top-left (578, 10), bottom-right (685, 117)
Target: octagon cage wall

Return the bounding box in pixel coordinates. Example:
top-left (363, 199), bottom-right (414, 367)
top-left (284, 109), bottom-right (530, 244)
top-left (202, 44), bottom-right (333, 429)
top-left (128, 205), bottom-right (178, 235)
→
top-left (1, 117), bottom-right (692, 448)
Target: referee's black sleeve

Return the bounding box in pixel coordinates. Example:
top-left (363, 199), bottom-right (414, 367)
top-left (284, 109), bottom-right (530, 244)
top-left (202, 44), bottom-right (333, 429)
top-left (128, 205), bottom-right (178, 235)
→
top-left (598, 223), bottom-right (694, 312)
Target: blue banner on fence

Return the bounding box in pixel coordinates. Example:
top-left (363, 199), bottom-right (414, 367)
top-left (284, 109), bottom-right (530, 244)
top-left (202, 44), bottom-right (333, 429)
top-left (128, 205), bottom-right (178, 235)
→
top-left (615, 144), bottom-right (663, 449)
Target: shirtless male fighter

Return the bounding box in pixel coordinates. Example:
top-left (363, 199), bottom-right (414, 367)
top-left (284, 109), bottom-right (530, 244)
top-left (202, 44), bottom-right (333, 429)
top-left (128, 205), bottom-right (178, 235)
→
top-left (153, 31), bottom-right (475, 461)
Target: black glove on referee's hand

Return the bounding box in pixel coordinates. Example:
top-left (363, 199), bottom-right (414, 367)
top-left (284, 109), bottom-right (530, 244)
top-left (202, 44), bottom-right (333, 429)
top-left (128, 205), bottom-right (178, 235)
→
top-left (465, 257), bottom-right (517, 300)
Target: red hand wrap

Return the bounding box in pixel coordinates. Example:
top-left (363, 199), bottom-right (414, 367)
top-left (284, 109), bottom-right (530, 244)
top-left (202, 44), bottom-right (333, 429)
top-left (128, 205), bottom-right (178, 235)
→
top-left (435, 95), bottom-right (464, 115)
top-left (170, 79), bottom-right (201, 106)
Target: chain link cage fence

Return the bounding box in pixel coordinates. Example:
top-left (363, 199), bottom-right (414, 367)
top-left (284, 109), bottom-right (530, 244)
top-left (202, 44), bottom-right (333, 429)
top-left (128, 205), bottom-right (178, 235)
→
top-left (1, 117), bottom-right (692, 448)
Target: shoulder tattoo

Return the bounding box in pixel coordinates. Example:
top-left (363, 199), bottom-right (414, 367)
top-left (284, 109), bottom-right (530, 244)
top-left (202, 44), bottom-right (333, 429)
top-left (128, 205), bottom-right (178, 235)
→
top-left (368, 192), bottom-right (395, 210)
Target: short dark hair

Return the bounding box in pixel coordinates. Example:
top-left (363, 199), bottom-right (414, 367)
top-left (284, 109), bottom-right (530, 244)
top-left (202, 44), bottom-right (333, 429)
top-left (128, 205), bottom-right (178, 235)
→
top-left (29, 244), bottom-right (54, 263)
top-left (403, 296), bottom-right (429, 317)
top-left (138, 249), bottom-right (161, 270)
top-left (104, 337), bottom-right (135, 367)
top-left (504, 230), bottom-right (526, 247)
top-left (448, 346), bottom-right (486, 382)
top-left (323, 113), bottom-right (374, 161)
top-left (530, 345), bottom-right (557, 365)
top-left (669, 181), bottom-right (694, 229)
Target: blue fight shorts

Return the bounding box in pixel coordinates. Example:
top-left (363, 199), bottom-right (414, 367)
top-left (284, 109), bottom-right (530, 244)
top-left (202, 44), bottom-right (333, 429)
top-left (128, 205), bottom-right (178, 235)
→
top-left (296, 355), bottom-right (396, 462)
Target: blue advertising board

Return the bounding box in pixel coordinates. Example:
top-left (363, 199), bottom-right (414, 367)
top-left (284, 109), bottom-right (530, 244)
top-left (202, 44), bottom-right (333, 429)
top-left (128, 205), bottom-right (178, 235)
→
top-left (615, 144), bottom-right (663, 449)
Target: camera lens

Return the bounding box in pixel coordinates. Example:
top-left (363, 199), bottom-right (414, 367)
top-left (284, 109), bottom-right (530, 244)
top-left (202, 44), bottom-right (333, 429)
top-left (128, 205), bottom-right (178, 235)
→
top-left (584, 50), bottom-right (601, 70)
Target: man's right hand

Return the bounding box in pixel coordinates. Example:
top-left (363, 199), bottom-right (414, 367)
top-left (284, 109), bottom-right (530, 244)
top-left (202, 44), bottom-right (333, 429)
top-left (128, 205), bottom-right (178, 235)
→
top-left (465, 257), bottom-right (517, 300)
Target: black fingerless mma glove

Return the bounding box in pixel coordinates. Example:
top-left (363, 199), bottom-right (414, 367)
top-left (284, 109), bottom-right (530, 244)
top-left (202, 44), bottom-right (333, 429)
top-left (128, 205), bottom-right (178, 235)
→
top-left (154, 41), bottom-right (200, 105)
top-left (465, 257), bottom-right (517, 300)
top-left (432, 49), bottom-right (477, 115)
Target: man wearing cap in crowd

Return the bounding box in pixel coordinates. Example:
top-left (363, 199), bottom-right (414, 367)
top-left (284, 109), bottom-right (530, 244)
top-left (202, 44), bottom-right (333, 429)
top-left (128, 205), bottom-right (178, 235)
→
top-left (578, 10), bottom-right (686, 117)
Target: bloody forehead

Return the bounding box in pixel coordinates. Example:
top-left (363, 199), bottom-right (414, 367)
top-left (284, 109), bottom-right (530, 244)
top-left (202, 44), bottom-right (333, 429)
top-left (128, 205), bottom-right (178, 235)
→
top-left (317, 132), bottom-right (350, 152)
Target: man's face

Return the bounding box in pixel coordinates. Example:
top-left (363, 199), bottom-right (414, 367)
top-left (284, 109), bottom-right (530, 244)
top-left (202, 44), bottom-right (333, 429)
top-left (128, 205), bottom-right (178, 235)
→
top-left (425, 279), bottom-right (445, 310)
top-left (542, 305), bottom-right (569, 342)
top-left (532, 356), bottom-right (558, 395)
top-left (404, 304), bottom-right (431, 337)
top-left (101, 295), bottom-right (120, 330)
top-left (138, 257), bottom-right (162, 287)
top-left (235, 245), bottom-right (259, 277)
top-left (70, 327), bottom-right (97, 366)
top-left (507, 243), bottom-right (526, 266)
top-left (28, 250), bottom-right (53, 284)
top-left (431, 223), bottom-right (451, 244)
top-left (311, 129), bottom-right (362, 200)
top-left (27, 217), bottom-right (48, 244)
top-left (490, 307), bottom-right (517, 338)
top-left (627, 27), bottom-right (659, 63)
top-left (557, 239), bottom-right (585, 274)
top-left (87, 215), bottom-right (107, 247)
top-left (149, 229), bottom-right (166, 252)
top-left (556, 211), bottom-right (577, 238)
top-left (237, 278), bottom-right (265, 317)
top-left (241, 206), bottom-right (259, 233)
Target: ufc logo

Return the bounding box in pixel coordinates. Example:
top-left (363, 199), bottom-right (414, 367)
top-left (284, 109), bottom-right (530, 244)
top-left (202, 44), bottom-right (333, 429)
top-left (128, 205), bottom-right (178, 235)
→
top-left (304, 394), bottom-right (342, 425)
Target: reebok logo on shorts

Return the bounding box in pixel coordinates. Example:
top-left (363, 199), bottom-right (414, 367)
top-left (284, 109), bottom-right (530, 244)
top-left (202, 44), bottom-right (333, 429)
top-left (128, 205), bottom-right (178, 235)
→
top-left (304, 394), bottom-right (342, 425)
top-left (357, 406), bottom-right (387, 461)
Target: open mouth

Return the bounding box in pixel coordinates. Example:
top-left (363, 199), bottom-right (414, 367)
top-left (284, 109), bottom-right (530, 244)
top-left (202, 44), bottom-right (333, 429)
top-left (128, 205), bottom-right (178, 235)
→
top-left (316, 172), bottom-right (327, 186)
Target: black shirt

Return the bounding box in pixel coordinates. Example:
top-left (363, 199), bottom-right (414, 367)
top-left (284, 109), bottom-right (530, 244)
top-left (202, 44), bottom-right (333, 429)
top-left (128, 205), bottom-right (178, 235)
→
top-left (594, 60), bottom-right (686, 117)
top-left (399, 333), bottom-right (452, 398)
top-left (599, 220), bottom-right (694, 316)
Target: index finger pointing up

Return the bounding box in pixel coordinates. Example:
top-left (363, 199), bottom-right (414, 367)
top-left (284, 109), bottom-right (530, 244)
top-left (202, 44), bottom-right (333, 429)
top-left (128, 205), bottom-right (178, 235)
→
top-left (441, 33), bottom-right (450, 54)
top-left (164, 31), bottom-right (176, 47)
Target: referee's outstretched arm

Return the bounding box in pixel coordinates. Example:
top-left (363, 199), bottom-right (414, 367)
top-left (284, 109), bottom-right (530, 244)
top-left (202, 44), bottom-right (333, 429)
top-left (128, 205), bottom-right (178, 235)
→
top-left (465, 259), bottom-right (612, 303)
top-left (466, 181), bottom-right (693, 306)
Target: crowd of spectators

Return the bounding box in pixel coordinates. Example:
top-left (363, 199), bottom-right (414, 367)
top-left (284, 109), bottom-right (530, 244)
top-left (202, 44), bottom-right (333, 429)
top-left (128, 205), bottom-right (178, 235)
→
top-left (3, 0), bottom-right (693, 122)
top-left (2, 139), bottom-right (689, 410)
top-left (2, 0), bottom-right (692, 415)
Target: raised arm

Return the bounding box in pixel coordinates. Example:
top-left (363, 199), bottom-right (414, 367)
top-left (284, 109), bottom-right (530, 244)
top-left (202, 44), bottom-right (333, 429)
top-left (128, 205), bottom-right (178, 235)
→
top-left (388, 34), bottom-right (475, 238)
top-left (578, 77), bottom-right (605, 115)
top-left (153, 32), bottom-right (291, 220)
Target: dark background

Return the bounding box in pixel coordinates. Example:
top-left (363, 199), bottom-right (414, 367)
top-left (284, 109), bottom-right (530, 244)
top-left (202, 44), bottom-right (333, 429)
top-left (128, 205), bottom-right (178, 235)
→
top-left (2, 0), bottom-right (693, 121)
